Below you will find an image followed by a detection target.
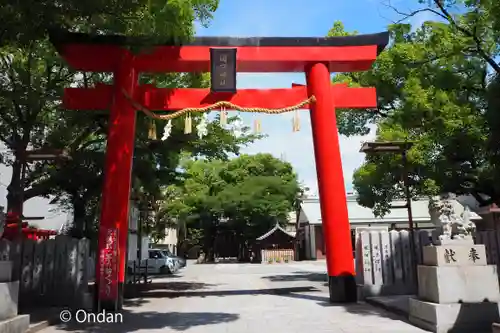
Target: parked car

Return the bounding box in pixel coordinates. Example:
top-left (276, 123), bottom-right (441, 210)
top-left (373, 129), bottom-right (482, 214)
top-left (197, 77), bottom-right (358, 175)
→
top-left (127, 248), bottom-right (179, 275)
top-left (161, 249), bottom-right (186, 268)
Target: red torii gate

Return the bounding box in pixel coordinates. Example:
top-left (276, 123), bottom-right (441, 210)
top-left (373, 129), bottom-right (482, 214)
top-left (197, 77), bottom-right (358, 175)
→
top-left (50, 31), bottom-right (388, 309)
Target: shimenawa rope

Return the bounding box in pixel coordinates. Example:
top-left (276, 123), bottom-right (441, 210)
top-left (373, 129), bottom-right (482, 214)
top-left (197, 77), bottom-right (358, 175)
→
top-left (122, 89), bottom-right (316, 120)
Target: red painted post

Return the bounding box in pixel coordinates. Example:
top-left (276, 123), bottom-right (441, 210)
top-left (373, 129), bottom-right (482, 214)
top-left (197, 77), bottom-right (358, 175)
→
top-left (306, 62), bottom-right (357, 302)
top-left (95, 51), bottom-right (137, 310)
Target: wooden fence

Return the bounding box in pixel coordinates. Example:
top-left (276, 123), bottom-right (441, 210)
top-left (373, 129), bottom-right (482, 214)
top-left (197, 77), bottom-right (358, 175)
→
top-left (0, 236), bottom-right (91, 310)
top-left (356, 229), bottom-right (500, 297)
top-left (261, 249), bottom-right (294, 263)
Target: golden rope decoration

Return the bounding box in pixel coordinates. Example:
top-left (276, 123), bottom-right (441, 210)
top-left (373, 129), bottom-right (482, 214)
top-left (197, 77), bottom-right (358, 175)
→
top-left (122, 89), bottom-right (316, 120)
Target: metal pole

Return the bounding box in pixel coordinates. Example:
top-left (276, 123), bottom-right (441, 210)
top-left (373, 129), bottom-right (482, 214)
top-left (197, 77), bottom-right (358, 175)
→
top-left (294, 192), bottom-right (303, 261)
top-left (402, 149), bottom-right (419, 291)
top-left (18, 159), bottom-right (27, 237)
top-left (401, 150), bottom-right (414, 230)
top-left (138, 208), bottom-right (144, 268)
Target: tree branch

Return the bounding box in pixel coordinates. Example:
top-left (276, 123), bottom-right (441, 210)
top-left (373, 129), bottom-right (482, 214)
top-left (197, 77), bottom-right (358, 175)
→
top-left (0, 106), bottom-right (17, 134)
top-left (2, 55), bottom-right (25, 123)
top-left (67, 126), bottom-right (101, 151)
top-left (384, 0), bottom-right (500, 74)
top-left (374, 109), bottom-right (390, 118)
top-left (382, 0), bottom-right (448, 23)
top-left (431, 0), bottom-right (500, 75)
top-left (23, 178), bottom-right (55, 201)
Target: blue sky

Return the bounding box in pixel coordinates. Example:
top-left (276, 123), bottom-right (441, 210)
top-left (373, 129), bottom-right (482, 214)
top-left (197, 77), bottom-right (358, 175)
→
top-left (196, 0), bottom-right (432, 195)
top-left (0, 0), bottom-right (434, 230)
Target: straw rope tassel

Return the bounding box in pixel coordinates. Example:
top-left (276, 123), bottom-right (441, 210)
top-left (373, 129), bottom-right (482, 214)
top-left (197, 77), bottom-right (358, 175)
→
top-left (253, 115), bottom-right (262, 133)
top-left (220, 106), bottom-right (227, 126)
top-left (292, 110), bottom-right (300, 132)
top-left (146, 77), bottom-right (158, 139)
top-left (148, 119), bottom-right (157, 140)
top-left (184, 113), bottom-right (192, 134)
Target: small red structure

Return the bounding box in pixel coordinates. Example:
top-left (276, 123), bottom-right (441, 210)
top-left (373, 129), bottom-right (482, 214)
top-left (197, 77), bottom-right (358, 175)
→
top-left (1, 212), bottom-right (58, 240)
top-left (50, 31), bottom-right (388, 309)
top-left (1, 217), bottom-right (58, 240)
top-left (1, 227), bottom-right (57, 240)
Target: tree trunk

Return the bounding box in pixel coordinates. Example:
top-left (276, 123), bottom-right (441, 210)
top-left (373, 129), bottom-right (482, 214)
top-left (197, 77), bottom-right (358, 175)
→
top-left (71, 196), bottom-right (86, 238)
top-left (6, 158), bottom-right (23, 214)
top-left (202, 222), bottom-right (216, 262)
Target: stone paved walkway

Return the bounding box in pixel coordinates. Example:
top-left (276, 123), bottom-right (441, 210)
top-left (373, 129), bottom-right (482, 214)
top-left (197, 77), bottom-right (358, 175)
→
top-left (39, 261), bottom-right (427, 333)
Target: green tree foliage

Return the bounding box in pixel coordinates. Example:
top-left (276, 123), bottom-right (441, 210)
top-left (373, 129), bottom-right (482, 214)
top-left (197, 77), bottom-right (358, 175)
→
top-left (328, 0), bottom-right (500, 215)
top-left (157, 153), bottom-right (300, 261)
top-left (1, 0), bottom-right (219, 46)
top-left (219, 154), bottom-right (300, 241)
top-left (0, 0), bottom-right (264, 239)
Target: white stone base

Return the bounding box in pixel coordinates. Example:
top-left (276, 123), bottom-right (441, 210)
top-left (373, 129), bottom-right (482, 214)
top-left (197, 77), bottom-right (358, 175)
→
top-left (0, 315), bottom-right (29, 333)
top-left (422, 245), bottom-right (487, 266)
top-left (0, 282), bottom-right (18, 321)
top-left (0, 262), bottom-right (12, 283)
top-left (433, 237), bottom-right (474, 246)
top-left (409, 298), bottom-right (500, 333)
top-left (418, 265), bottom-right (500, 303)
top-left (357, 283), bottom-right (416, 298)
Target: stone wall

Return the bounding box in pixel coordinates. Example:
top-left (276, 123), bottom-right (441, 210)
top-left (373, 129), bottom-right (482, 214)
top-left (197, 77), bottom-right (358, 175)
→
top-left (356, 229), bottom-right (500, 297)
top-left (0, 236), bottom-right (90, 311)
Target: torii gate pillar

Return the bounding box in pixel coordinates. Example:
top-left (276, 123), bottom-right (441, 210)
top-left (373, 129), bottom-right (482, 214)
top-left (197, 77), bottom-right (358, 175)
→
top-left (97, 52), bottom-right (138, 310)
top-left (307, 63), bottom-right (356, 301)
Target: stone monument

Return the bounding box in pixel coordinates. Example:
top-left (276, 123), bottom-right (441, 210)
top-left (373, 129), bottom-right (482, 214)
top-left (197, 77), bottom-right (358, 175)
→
top-left (409, 195), bottom-right (500, 332)
top-left (0, 217), bottom-right (29, 333)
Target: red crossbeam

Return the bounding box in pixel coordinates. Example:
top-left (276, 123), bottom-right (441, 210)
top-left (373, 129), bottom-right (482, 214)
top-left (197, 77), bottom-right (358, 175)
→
top-left (63, 84), bottom-right (377, 111)
top-left (59, 45), bottom-right (378, 73)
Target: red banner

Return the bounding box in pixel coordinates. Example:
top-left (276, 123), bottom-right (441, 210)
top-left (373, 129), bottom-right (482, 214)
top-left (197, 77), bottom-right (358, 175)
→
top-left (98, 227), bottom-right (119, 301)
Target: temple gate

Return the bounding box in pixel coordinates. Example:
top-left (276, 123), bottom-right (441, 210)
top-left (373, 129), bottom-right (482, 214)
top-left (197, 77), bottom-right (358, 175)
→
top-left (49, 30), bottom-right (389, 309)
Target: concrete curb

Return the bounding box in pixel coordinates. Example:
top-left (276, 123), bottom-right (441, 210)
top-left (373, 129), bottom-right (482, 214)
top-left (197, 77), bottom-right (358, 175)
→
top-left (365, 298), bottom-right (409, 318)
top-left (26, 315), bottom-right (60, 333)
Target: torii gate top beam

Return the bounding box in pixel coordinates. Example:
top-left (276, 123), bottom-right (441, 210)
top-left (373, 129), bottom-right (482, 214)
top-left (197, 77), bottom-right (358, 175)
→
top-left (49, 30), bottom-right (389, 73)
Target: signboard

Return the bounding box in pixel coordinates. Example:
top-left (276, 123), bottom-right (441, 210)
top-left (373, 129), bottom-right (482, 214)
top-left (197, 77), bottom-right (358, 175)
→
top-left (98, 227), bottom-right (119, 301)
top-left (210, 48), bottom-right (237, 93)
top-left (141, 236), bottom-right (150, 261)
top-left (355, 226), bottom-right (388, 238)
top-left (129, 203), bottom-right (139, 231)
top-left (354, 226), bottom-right (388, 262)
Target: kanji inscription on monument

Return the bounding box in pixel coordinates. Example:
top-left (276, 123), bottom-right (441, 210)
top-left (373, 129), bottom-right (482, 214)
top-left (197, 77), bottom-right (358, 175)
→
top-left (444, 249), bottom-right (456, 263)
top-left (363, 245), bottom-right (372, 274)
top-left (468, 247), bottom-right (480, 263)
top-left (423, 244), bottom-right (487, 266)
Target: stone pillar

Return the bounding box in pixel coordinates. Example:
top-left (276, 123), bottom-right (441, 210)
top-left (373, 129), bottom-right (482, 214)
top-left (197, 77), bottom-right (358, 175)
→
top-left (409, 241), bottom-right (500, 332)
top-left (304, 225), bottom-right (311, 259)
top-left (309, 225), bottom-right (317, 260)
top-left (0, 260), bottom-right (29, 332)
